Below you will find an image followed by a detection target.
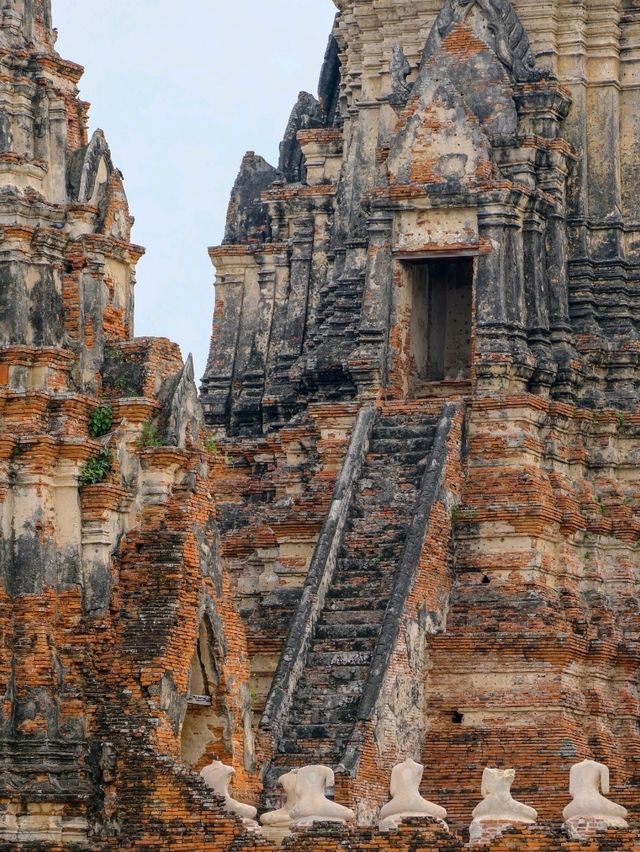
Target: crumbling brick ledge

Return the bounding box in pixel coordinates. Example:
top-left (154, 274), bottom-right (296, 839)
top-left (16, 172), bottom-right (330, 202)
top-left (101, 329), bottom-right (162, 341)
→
top-left (1, 817), bottom-right (639, 850)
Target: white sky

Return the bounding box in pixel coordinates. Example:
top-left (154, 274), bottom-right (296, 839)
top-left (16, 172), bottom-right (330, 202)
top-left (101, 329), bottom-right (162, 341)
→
top-left (53, 0), bottom-right (337, 381)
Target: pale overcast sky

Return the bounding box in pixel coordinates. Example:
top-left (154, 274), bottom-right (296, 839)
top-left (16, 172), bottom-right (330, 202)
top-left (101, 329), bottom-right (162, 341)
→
top-left (54, 1), bottom-right (336, 381)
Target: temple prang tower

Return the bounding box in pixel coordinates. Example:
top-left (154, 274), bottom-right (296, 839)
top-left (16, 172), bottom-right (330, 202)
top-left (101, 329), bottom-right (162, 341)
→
top-left (202, 0), bottom-right (640, 832)
top-left (0, 1), bottom-right (256, 846)
top-left (1, 0), bottom-right (640, 848)
top-left (203, 0), bottom-right (640, 435)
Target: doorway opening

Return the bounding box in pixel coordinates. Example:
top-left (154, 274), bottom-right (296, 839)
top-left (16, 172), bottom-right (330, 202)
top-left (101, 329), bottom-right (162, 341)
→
top-left (406, 257), bottom-right (473, 385)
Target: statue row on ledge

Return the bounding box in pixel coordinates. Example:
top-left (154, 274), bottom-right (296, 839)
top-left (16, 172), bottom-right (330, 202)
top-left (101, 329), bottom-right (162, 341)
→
top-left (199, 757), bottom-right (629, 844)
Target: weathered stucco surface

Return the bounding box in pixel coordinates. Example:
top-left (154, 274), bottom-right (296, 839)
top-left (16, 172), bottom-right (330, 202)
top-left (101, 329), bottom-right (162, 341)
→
top-left (2, 0), bottom-right (640, 849)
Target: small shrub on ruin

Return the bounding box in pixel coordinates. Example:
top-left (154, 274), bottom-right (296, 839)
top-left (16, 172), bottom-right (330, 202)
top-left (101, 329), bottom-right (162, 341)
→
top-left (79, 448), bottom-right (113, 486)
top-left (106, 346), bottom-right (124, 363)
top-left (137, 420), bottom-right (162, 449)
top-left (89, 403), bottom-right (114, 438)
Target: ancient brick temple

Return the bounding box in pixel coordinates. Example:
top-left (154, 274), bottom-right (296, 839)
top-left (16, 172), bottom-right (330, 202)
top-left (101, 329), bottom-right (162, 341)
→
top-left (2, 0), bottom-right (640, 849)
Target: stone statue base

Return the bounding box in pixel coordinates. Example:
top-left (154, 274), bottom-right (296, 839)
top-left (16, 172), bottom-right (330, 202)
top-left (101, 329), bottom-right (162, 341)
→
top-left (241, 818), bottom-right (262, 834)
top-left (294, 815), bottom-right (350, 828)
top-left (291, 819), bottom-right (349, 835)
top-left (379, 815), bottom-right (449, 833)
top-left (565, 816), bottom-right (629, 840)
top-left (469, 819), bottom-right (522, 845)
top-left (260, 824), bottom-right (291, 845)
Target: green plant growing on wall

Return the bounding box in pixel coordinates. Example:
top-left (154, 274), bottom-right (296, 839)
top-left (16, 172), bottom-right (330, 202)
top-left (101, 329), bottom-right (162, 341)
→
top-left (106, 346), bottom-right (124, 363)
top-left (204, 434), bottom-right (218, 455)
top-left (89, 403), bottom-right (114, 438)
top-left (112, 375), bottom-right (138, 397)
top-left (137, 420), bottom-right (162, 449)
top-left (79, 448), bottom-right (113, 486)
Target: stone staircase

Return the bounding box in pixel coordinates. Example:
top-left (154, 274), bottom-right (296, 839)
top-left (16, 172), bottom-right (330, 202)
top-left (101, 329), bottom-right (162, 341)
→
top-left (265, 409), bottom-right (440, 785)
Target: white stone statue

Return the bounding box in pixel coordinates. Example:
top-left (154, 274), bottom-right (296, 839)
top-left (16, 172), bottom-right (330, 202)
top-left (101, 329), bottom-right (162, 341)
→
top-left (472, 768), bottom-right (537, 824)
top-left (289, 765), bottom-right (354, 826)
top-left (469, 767), bottom-right (537, 841)
top-left (378, 758), bottom-right (447, 832)
top-left (563, 759), bottom-right (628, 829)
top-left (260, 768), bottom-right (298, 827)
top-left (199, 760), bottom-right (260, 831)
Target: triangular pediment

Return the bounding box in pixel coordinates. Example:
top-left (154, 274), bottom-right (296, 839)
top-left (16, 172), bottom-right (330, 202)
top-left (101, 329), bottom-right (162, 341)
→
top-left (424, 0), bottom-right (545, 83)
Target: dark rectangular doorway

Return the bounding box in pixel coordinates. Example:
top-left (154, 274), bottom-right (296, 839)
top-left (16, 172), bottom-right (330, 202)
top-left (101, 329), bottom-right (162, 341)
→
top-left (407, 257), bottom-right (473, 382)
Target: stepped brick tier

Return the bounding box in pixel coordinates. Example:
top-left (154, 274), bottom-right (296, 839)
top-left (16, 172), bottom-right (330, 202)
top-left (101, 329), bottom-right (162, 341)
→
top-left (2, 0), bottom-right (640, 849)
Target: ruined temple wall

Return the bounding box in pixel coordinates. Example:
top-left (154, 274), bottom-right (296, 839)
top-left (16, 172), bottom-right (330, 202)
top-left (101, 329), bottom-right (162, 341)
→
top-left (421, 396), bottom-right (640, 827)
top-left (0, 4), bottom-right (267, 843)
top-left (208, 403), bottom-right (360, 715)
top-left (0, 329), bottom-right (271, 845)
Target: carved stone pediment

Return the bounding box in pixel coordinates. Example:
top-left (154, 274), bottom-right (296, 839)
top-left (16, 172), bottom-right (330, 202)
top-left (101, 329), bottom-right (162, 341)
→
top-left (424, 0), bottom-right (547, 84)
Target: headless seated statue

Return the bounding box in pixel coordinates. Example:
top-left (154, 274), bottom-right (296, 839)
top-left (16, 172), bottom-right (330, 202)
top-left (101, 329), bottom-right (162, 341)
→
top-left (200, 760), bottom-right (259, 827)
top-left (379, 759), bottom-right (447, 831)
top-left (471, 768), bottom-right (537, 824)
top-left (563, 759), bottom-right (628, 828)
top-left (290, 765), bottom-right (354, 826)
top-left (260, 769), bottom-right (298, 827)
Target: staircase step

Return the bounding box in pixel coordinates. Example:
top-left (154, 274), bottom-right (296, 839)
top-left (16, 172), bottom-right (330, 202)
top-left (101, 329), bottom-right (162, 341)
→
top-left (324, 596), bottom-right (388, 612)
top-left (307, 650), bottom-right (373, 666)
top-left (313, 636), bottom-right (377, 653)
top-left (327, 582), bottom-right (387, 599)
top-left (273, 741), bottom-right (347, 763)
top-left (316, 622), bottom-right (380, 640)
top-left (292, 689), bottom-right (362, 711)
top-left (374, 424), bottom-right (436, 439)
top-left (329, 568), bottom-right (390, 583)
top-left (296, 667), bottom-right (368, 692)
top-left (340, 538), bottom-right (404, 557)
top-left (280, 724), bottom-right (354, 744)
top-left (281, 723), bottom-right (342, 740)
top-left (319, 609), bottom-right (384, 627)
top-left (368, 449), bottom-right (429, 466)
top-left (291, 695), bottom-right (361, 723)
top-left (353, 486), bottom-right (416, 502)
top-left (369, 437), bottom-right (435, 454)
